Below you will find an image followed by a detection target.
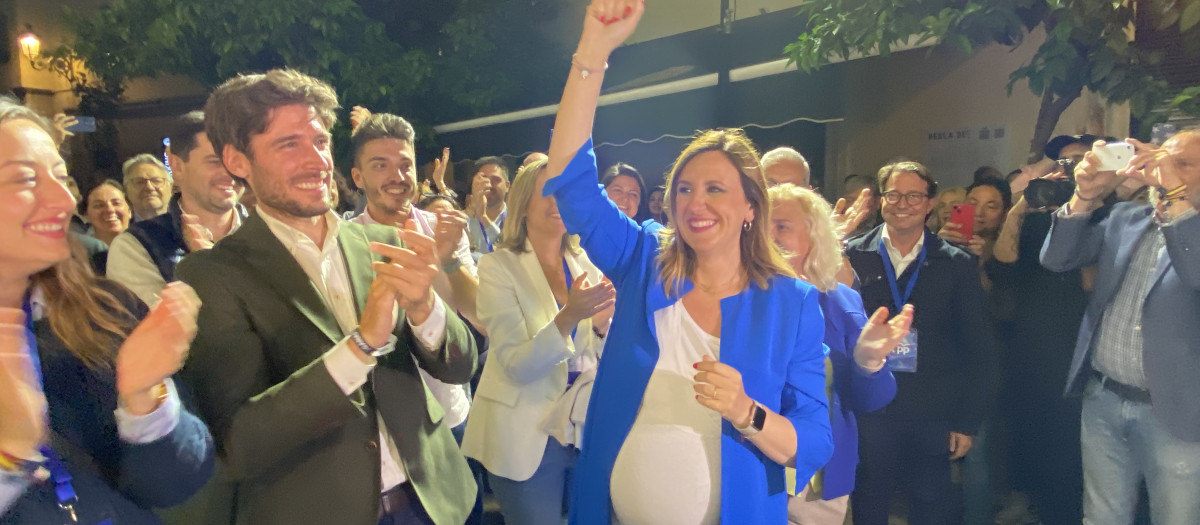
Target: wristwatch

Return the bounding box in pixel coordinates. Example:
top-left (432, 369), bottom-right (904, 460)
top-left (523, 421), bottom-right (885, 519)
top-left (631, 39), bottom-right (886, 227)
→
top-left (736, 401), bottom-right (767, 437)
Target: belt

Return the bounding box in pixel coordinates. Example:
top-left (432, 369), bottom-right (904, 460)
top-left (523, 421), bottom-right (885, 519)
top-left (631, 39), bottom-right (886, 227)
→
top-left (1092, 371), bottom-right (1152, 404)
top-left (379, 483), bottom-right (417, 519)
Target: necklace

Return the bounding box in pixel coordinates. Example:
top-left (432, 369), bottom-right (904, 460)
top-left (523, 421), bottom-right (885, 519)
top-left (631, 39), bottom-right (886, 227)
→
top-left (694, 272), bottom-right (745, 295)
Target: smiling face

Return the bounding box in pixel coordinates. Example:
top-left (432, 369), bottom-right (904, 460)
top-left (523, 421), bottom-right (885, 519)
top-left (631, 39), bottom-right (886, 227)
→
top-left (173, 132), bottom-right (240, 215)
top-left (881, 170), bottom-right (935, 237)
top-left (606, 174), bottom-right (642, 218)
top-left (473, 164), bottom-right (508, 203)
top-left (0, 119), bottom-right (77, 273)
top-left (671, 150), bottom-right (754, 257)
top-left (224, 104), bottom-right (334, 220)
top-left (352, 137), bottom-right (417, 220)
top-left (85, 184), bottom-right (131, 242)
top-left (770, 200), bottom-right (812, 268)
top-left (125, 162), bottom-right (170, 218)
top-left (648, 188), bottom-right (665, 215)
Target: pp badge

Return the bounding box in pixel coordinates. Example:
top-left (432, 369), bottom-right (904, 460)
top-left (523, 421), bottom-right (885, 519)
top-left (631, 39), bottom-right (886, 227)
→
top-left (887, 329), bottom-right (917, 372)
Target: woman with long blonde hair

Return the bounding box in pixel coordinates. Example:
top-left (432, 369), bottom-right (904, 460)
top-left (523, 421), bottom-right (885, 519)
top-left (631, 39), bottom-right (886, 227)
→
top-left (769, 184), bottom-right (912, 524)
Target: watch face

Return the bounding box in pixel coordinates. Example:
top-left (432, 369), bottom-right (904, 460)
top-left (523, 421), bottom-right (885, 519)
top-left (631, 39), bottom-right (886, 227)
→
top-left (752, 404), bottom-right (767, 431)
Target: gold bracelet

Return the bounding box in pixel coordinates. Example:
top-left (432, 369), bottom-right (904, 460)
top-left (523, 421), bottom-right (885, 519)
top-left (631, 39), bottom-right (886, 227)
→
top-left (571, 53), bottom-right (608, 79)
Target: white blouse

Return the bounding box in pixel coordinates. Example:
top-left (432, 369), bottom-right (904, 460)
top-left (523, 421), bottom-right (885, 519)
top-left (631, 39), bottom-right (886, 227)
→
top-left (610, 300), bottom-right (722, 525)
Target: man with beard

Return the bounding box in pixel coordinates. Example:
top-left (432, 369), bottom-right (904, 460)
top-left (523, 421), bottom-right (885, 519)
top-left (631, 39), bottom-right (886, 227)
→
top-left (108, 111), bottom-right (246, 306)
top-left (177, 69), bottom-right (478, 525)
top-left (122, 153), bottom-right (173, 220)
top-left (465, 157), bottom-right (510, 260)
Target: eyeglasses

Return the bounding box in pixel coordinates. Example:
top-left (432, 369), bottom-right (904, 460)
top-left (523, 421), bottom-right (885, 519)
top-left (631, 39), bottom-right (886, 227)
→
top-left (881, 191), bottom-right (930, 206)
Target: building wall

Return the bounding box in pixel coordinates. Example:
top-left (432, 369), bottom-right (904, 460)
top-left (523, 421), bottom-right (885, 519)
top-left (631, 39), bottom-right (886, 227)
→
top-left (826, 28), bottom-right (1129, 194)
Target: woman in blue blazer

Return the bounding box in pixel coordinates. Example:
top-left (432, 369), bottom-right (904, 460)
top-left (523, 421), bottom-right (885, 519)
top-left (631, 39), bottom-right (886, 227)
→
top-left (769, 184), bottom-right (910, 524)
top-left (542, 3), bottom-right (833, 523)
top-left (0, 97), bottom-right (214, 524)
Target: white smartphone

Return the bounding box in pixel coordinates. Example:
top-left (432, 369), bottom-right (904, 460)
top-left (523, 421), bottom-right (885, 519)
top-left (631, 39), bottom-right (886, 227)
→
top-left (1093, 142), bottom-right (1135, 172)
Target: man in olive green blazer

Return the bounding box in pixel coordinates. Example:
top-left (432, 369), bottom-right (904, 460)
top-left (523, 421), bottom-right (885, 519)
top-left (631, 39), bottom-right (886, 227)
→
top-left (176, 69), bottom-right (477, 525)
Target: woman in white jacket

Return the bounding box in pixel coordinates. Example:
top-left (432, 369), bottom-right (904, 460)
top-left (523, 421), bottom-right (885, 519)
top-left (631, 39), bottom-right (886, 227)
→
top-left (463, 159), bottom-right (615, 524)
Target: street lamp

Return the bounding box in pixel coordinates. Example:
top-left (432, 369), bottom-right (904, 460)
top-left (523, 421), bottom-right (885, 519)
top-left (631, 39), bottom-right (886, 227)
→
top-left (16, 26), bottom-right (77, 79)
top-left (18, 31), bottom-right (40, 61)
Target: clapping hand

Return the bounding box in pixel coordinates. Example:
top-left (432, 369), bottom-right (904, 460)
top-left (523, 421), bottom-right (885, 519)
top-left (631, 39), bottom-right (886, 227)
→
top-left (559, 272), bottom-right (616, 328)
top-left (0, 308), bottom-right (47, 459)
top-left (369, 220), bottom-right (441, 325)
top-left (181, 213), bottom-right (215, 252)
top-left (433, 210), bottom-right (469, 265)
top-left (116, 282), bottom-right (201, 415)
top-left (832, 187), bottom-right (871, 239)
top-left (854, 305), bottom-right (915, 367)
top-left (431, 148), bottom-right (451, 193)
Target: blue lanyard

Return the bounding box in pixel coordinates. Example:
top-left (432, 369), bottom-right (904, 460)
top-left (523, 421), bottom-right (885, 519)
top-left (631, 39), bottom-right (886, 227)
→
top-left (877, 237), bottom-right (927, 313)
top-left (22, 292), bottom-right (94, 524)
top-left (477, 210), bottom-right (507, 252)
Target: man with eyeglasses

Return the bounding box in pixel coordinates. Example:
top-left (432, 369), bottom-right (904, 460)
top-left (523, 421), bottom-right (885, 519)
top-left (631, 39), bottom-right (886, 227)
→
top-left (122, 153), bottom-right (173, 221)
top-left (844, 161), bottom-right (996, 525)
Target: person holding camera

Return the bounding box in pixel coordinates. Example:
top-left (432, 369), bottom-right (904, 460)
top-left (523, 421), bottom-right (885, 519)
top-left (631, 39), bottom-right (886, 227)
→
top-left (1040, 131), bottom-right (1200, 524)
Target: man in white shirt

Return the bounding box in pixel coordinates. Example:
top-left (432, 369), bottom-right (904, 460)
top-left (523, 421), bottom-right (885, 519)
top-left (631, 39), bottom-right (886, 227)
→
top-left (108, 111), bottom-right (245, 307)
top-left (465, 157), bottom-right (509, 260)
top-left (176, 69), bottom-right (478, 525)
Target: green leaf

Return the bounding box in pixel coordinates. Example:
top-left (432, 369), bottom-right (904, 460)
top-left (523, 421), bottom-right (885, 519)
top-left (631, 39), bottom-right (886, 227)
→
top-left (1182, 1), bottom-right (1200, 31)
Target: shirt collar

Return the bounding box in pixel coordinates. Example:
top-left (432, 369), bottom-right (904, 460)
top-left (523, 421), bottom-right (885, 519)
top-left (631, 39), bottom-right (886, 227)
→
top-left (880, 225), bottom-right (925, 257)
top-left (179, 199), bottom-right (243, 236)
top-left (28, 286), bottom-right (46, 321)
top-left (256, 205), bottom-right (341, 255)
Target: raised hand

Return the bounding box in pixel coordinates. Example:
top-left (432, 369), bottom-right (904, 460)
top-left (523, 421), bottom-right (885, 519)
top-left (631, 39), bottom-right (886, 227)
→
top-left (116, 282), bottom-right (201, 415)
top-left (832, 187), bottom-right (871, 238)
top-left (0, 308), bottom-right (47, 459)
top-left (369, 219), bottom-right (441, 325)
top-left (1070, 140), bottom-right (1119, 211)
top-left (1119, 138), bottom-right (1184, 191)
top-left (431, 147), bottom-right (451, 192)
top-left (433, 210), bottom-right (469, 264)
top-left (854, 304), bottom-right (914, 366)
top-left (578, 0), bottom-right (646, 64)
top-left (468, 178), bottom-right (491, 219)
top-left (693, 354), bottom-right (754, 426)
top-left (350, 106), bottom-right (372, 131)
top-left (181, 213), bottom-right (215, 252)
top-left (52, 113), bottom-right (78, 146)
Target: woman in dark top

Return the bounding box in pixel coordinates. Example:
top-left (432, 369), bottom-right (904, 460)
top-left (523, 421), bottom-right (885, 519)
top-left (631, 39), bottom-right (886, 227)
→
top-left (0, 96), bottom-right (214, 524)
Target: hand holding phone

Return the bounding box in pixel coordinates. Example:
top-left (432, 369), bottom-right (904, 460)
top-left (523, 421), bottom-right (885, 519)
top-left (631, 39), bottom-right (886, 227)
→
top-left (1092, 142), bottom-right (1135, 172)
top-left (947, 203), bottom-right (975, 241)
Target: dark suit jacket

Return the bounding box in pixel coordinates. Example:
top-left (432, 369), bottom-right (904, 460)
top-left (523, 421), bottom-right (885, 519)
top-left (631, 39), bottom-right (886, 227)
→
top-left (176, 212), bottom-right (478, 525)
top-left (2, 283), bottom-right (215, 525)
top-left (846, 227), bottom-right (996, 435)
top-left (1041, 203), bottom-right (1200, 442)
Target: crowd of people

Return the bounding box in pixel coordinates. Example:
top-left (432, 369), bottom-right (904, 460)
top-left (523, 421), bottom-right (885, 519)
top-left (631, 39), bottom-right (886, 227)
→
top-left (2, 1), bottom-right (1200, 524)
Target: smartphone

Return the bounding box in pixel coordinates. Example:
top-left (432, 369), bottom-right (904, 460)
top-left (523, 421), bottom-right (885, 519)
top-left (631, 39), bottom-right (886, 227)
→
top-left (64, 116), bottom-right (96, 133)
top-left (948, 203), bottom-right (975, 240)
top-left (1093, 142), bottom-right (1135, 172)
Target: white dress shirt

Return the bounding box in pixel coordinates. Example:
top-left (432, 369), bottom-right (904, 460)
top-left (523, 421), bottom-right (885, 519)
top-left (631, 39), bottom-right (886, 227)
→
top-left (351, 206), bottom-right (474, 429)
top-left (257, 207), bottom-right (447, 493)
top-left (880, 226), bottom-right (927, 275)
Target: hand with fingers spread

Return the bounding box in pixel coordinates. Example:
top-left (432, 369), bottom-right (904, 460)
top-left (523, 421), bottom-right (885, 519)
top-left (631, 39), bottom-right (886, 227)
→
top-left (0, 308), bottom-right (47, 459)
top-left (554, 272), bottom-right (615, 338)
top-left (116, 282), bottom-right (201, 415)
top-left (52, 113), bottom-right (78, 146)
top-left (433, 210), bottom-right (469, 265)
top-left (692, 355), bottom-right (755, 427)
top-left (181, 213), bottom-right (216, 252)
top-left (431, 147), bottom-right (451, 193)
top-left (369, 219), bottom-right (441, 325)
top-left (854, 304), bottom-right (914, 368)
top-left (832, 187), bottom-right (872, 238)
top-left (350, 106), bottom-right (372, 131)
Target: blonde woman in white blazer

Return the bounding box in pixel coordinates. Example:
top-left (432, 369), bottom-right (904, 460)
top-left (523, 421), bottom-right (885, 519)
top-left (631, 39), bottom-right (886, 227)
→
top-left (463, 159), bottom-right (615, 525)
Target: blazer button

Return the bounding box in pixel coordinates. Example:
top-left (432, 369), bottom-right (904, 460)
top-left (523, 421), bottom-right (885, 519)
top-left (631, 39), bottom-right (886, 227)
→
top-left (366, 439), bottom-right (379, 450)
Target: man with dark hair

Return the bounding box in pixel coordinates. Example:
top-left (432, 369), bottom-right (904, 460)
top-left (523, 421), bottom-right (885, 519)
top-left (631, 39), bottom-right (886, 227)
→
top-left (846, 160), bottom-right (995, 525)
top-left (177, 70), bottom-right (478, 525)
top-left (465, 156), bottom-right (509, 260)
top-left (108, 110), bottom-right (246, 306)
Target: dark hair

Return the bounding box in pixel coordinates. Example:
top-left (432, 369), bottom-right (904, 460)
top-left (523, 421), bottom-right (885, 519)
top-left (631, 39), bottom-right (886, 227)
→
top-left (878, 161), bottom-right (937, 197)
top-left (602, 162), bottom-right (647, 195)
top-left (418, 193), bottom-right (459, 211)
top-left (85, 180), bottom-right (128, 213)
top-left (973, 166), bottom-right (1002, 183)
top-left (350, 113), bottom-right (416, 167)
top-left (1005, 168), bottom-right (1023, 184)
top-left (474, 156), bottom-right (510, 180)
top-left (167, 111), bottom-right (207, 162)
top-left (967, 177), bottom-right (1012, 212)
top-left (204, 69), bottom-right (340, 165)
top-left (843, 174), bottom-right (879, 196)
